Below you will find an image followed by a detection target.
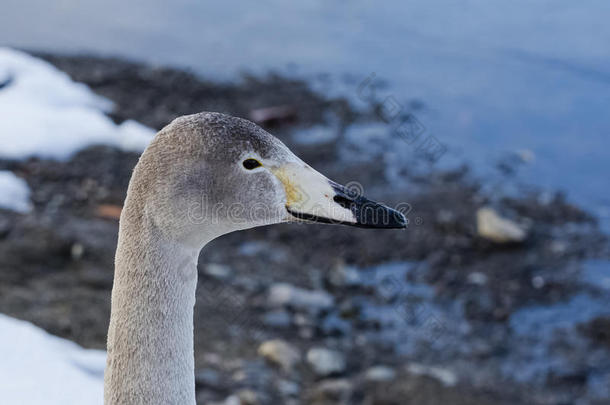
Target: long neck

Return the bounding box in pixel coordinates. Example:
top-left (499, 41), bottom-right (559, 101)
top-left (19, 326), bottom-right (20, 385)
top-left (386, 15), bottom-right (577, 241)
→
top-left (104, 204), bottom-right (201, 405)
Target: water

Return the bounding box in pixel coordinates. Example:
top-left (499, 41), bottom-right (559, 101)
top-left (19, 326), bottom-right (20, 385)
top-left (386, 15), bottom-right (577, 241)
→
top-left (338, 260), bottom-right (610, 399)
top-left (1, 1), bottom-right (609, 222)
top-left (582, 259), bottom-right (610, 291)
top-left (507, 292), bottom-right (610, 397)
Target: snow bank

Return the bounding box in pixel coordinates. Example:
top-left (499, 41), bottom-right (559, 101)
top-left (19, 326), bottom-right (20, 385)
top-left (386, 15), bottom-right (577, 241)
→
top-left (0, 314), bottom-right (105, 405)
top-left (0, 170), bottom-right (32, 213)
top-left (0, 48), bottom-right (154, 160)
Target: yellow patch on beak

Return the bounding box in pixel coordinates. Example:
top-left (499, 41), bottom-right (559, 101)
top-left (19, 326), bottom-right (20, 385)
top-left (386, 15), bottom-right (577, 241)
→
top-left (270, 162), bottom-right (406, 229)
top-left (270, 167), bottom-right (305, 206)
top-left (270, 163), bottom-right (356, 224)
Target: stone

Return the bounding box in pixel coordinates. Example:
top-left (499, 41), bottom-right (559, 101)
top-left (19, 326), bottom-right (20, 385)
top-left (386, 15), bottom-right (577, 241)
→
top-left (306, 347), bottom-right (346, 377)
top-left (277, 379), bottom-right (300, 397)
top-left (407, 363), bottom-right (457, 387)
top-left (364, 365), bottom-right (396, 382)
top-left (262, 310), bottom-right (292, 328)
top-left (308, 378), bottom-right (353, 403)
top-left (203, 263), bottom-right (232, 279)
top-left (467, 272), bottom-right (487, 285)
top-left (257, 339), bottom-right (301, 372)
top-left (236, 389), bottom-right (259, 405)
top-left (328, 263), bottom-right (361, 287)
top-left (268, 283), bottom-right (334, 312)
top-left (476, 207), bottom-right (526, 243)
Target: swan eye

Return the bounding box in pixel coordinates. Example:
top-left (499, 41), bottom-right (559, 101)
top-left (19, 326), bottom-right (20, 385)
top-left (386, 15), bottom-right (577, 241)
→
top-left (243, 158), bottom-right (262, 170)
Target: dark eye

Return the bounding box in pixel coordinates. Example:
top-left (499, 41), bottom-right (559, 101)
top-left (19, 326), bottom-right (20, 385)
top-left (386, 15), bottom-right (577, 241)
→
top-left (243, 158), bottom-right (262, 170)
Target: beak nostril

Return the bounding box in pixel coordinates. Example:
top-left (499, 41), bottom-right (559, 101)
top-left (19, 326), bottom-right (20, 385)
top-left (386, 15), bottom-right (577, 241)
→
top-left (333, 195), bottom-right (354, 210)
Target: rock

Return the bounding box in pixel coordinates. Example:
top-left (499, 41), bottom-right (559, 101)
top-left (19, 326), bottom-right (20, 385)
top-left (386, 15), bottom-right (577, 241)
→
top-left (466, 272), bottom-right (487, 285)
top-left (70, 243), bottom-right (85, 260)
top-left (308, 378), bottom-right (353, 403)
top-left (221, 395), bottom-right (241, 405)
top-left (236, 389), bottom-right (259, 405)
top-left (306, 347), bottom-right (346, 377)
top-left (268, 283), bottom-right (334, 312)
top-left (202, 352), bottom-right (222, 366)
top-left (277, 379), bottom-right (300, 397)
top-left (262, 310), bottom-right (292, 328)
top-left (364, 365), bottom-right (396, 382)
top-left (531, 275), bottom-right (545, 289)
top-left (406, 363), bottom-right (457, 387)
top-left (257, 339), bottom-right (301, 372)
top-left (328, 263), bottom-right (361, 287)
top-left (203, 263), bottom-right (232, 279)
top-left (476, 207), bottom-right (526, 243)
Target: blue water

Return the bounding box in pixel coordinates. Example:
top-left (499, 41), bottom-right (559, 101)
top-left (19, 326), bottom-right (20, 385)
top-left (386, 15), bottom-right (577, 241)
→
top-left (2, 0), bottom-right (609, 225)
top-left (342, 260), bottom-right (610, 397)
top-left (582, 259), bottom-right (610, 291)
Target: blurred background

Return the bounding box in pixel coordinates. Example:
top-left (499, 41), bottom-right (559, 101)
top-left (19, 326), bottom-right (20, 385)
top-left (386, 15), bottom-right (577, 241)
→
top-left (0, 1), bottom-right (609, 404)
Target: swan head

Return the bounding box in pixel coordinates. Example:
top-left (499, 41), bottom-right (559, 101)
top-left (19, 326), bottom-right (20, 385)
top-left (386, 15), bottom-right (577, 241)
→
top-left (135, 112), bottom-right (406, 247)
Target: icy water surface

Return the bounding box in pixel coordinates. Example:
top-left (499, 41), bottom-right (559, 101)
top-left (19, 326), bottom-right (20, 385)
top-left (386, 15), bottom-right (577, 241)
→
top-left (344, 260), bottom-right (610, 400)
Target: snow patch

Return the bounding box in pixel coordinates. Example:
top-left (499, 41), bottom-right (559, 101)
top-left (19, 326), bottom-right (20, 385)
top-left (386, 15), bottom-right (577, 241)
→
top-left (0, 48), bottom-right (154, 160)
top-left (0, 314), bottom-right (105, 405)
top-left (0, 170), bottom-right (32, 213)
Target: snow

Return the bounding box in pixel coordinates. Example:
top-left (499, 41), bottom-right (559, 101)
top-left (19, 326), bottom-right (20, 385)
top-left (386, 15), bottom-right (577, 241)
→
top-left (0, 48), bottom-right (154, 160)
top-left (0, 170), bottom-right (32, 213)
top-left (0, 314), bottom-right (105, 405)
top-left (0, 48), bottom-right (156, 402)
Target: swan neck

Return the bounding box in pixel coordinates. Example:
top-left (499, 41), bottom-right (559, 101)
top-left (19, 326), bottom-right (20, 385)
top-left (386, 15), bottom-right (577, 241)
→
top-left (104, 209), bottom-right (201, 405)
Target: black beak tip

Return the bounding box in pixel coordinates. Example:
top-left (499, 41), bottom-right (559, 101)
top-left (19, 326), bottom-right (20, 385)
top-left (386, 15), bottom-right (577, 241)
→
top-left (390, 210), bottom-right (408, 229)
top-left (329, 181), bottom-right (408, 229)
top-left (286, 181), bottom-right (408, 230)
top-left (355, 204), bottom-right (407, 229)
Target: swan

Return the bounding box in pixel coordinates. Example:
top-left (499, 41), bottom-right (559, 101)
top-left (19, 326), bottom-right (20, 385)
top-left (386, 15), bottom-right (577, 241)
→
top-left (104, 112), bottom-right (406, 404)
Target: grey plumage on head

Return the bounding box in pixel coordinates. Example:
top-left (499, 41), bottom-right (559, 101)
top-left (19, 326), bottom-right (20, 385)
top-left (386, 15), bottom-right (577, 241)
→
top-left (122, 112), bottom-right (295, 247)
top-left (155, 112), bottom-right (289, 163)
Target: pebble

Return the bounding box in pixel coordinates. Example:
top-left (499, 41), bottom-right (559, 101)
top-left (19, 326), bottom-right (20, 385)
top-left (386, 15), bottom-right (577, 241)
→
top-left (277, 379), bottom-right (300, 397)
top-left (364, 365), bottom-right (396, 382)
top-left (531, 275), bottom-right (545, 289)
top-left (309, 378), bottom-right (353, 402)
top-left (467, 272), bottom-right (488, 285)
top-left (257, 339), bottom-right (301, 372)
top-left (328, 263), bottom-right (362, 287)
top-left (268, 283), bottom-right (334, 312)
top-left (236, 389), bottom-right (259, 405)
top-left (262, 310), bottom-right (292, 328)
top-left (407, 363), bottom-right (457, 387)
top-left (476, 207), bottom-right (526, 243)
top-left (203, 263), bottom-right (232, 279)
top-left (306, 347), bottom-right (346, 377)
top-left (70, 243), bottom-right (85, 260)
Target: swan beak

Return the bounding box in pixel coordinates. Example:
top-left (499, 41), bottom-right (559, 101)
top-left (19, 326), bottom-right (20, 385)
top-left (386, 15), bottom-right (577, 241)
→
top-left (271, 164), bottom-right (407, 229)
